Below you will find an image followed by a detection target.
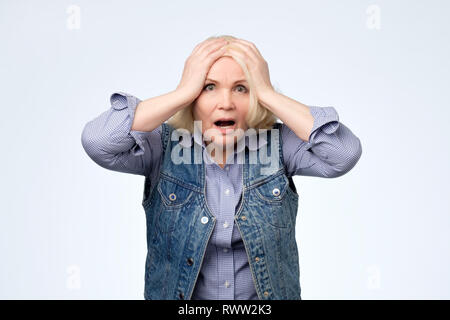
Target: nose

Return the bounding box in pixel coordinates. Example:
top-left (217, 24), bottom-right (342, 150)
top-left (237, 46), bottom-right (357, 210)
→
top-left (218, 91), bottom-right (235, 110)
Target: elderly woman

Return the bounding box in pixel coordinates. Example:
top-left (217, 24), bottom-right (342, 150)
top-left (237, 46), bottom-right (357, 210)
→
top-left (81, 35), bottom-right (362, 300)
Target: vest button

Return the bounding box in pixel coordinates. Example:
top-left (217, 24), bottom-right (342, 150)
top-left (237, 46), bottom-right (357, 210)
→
top-left (201, 216), bottom-right (209, 224)
top-left (263, 291), bottom-right (269, 297)
top-left (187, 258), bottom-right (194, 266)
top-left (179, 292), bottom-right (184, 299)
top-left (169, 193), bottom-right (176, 201)
top-left (272, 188), bottom-right (280, 196)
top-left (241, 215), bottom-right (247, 221)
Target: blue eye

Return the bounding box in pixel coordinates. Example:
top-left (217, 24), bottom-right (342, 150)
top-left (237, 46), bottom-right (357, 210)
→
top-left (236, 85), bottom-right (248, 93)
top-left (203, 83), bottom-right (248, 93)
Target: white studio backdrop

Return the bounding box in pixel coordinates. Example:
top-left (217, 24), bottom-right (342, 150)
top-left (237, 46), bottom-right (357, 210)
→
top-left (0, 0), bottom-right (449, 299)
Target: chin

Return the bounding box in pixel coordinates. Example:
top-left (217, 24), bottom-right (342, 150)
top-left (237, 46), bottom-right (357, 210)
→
top-left (211, 135), bottom-right (236, 147)
top-left (203, 124), bottom-right (246, 148)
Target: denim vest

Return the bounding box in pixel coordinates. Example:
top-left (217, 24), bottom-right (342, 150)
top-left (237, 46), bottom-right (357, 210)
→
top-left (141, 122), bottom-right (301, 300)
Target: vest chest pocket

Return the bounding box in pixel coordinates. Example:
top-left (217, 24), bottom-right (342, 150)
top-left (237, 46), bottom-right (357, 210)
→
top-left (253, 174), bottom-right (291, 228)
top-left (156, 177), bottom-right (195, 234)
top-left (254, 174), bottom-right (289, 204)
top-left (157, 177), bottom-right (194, 208)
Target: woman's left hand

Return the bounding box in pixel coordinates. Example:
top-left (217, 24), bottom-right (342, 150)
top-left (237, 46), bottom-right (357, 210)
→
top-left (227, 38), bottom-right (275, 99)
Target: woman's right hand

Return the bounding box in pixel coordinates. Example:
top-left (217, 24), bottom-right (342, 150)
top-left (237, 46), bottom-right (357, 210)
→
top-left (176, 38), bottom-right (229, 102)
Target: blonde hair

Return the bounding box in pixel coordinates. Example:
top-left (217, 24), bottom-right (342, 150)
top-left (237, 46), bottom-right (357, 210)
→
top-left (167, 34), bottom-right (278, 133)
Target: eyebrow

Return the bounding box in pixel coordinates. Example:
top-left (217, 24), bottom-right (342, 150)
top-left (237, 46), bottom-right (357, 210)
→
top-left (205, 78), bottom-right (248, 84)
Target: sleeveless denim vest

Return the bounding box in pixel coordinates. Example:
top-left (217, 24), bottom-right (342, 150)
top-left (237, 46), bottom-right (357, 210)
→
top-left (141, 122), bottom-right (301, 300)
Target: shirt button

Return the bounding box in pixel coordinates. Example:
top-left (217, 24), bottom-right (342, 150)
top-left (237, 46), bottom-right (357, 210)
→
top-left (263, 291), bottom-right (269, 297)
top-left (225, 188), bottom-right (230, 195)
top-left (223, 221), bottom-right (229, 228)
top-left (241, 215), bottom-right (247, 221)
top-left (179, 292), bottom-right (184, 299)
top-left (272, 188), bottom-right (280, 196)
top-left (255, 257), bottom-right (260, 262)
top-left (225, 281), bottom-right (230, 288)
top-left (169, 193), bottom-right (177, 201)
top-left (201, 216), bottom-right (209, 224)
top-left (223, 248), bottom-right (229, 253)
top-left (225, 166), bottom-right (230, 171)
top-left (187, 258), bottom-right (194, 266)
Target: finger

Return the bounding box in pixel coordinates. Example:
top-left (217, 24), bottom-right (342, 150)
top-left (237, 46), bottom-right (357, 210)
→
top-left (191, 38), bottom-right (221, 56)
top-left (225, 47), bottom-right (248, 63)
top-left (191, 40), bottom-right (208, 55)
top-left (232, 39), bottom-right (263, 58)
top-left (230, 40), bottom-right (258, 59)
top-left (204, 39), bottom-right (228, 53)
top-left (197, 38), bottom-right (228, 56)
top-left (207, 44), bottom-right (229, 63)
top-left (228, 42), bottom-right (258, 64)
top-left (193, 37), bottom-right (220, 50)
top-left (233, 38), bottom-right (261, 53)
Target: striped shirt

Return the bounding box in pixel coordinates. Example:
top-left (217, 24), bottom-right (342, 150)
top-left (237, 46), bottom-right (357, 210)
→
top-left (81, 91), bottom-right (362, 299)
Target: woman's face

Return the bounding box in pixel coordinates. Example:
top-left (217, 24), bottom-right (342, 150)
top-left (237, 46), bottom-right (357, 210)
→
top-left (193, 56), bottom-right (250, 148)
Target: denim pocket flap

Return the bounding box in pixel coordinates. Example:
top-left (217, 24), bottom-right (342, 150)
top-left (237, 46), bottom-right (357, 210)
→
top-left (157, 177), bottom-right (194, 207)
top-left (255, 174), bottom-right (289, 203)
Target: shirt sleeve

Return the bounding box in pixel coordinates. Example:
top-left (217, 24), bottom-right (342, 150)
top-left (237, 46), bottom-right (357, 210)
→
top-left (281, 106), bottom-right (362, 178)
top-left (81, 91), bottom-right (163, 176)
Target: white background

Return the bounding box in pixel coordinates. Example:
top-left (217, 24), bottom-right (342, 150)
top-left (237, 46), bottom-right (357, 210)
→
top-left (1, 0), bottom-right (449, 299)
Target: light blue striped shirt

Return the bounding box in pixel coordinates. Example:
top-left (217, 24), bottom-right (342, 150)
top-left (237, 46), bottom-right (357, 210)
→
top-left (81, 91), bottom-right (362, 300)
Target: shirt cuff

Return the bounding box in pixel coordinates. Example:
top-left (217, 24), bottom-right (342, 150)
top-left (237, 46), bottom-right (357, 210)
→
top-left (307, 106), bottom-right (340, 143)
top-left (110, 91), bottom-right (148, 156)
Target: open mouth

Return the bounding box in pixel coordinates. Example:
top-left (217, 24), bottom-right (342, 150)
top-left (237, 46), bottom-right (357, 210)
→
top-left (214, 120), bottom-right (236, 127)
top-left (212, 119), bottom-right (237, 135)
